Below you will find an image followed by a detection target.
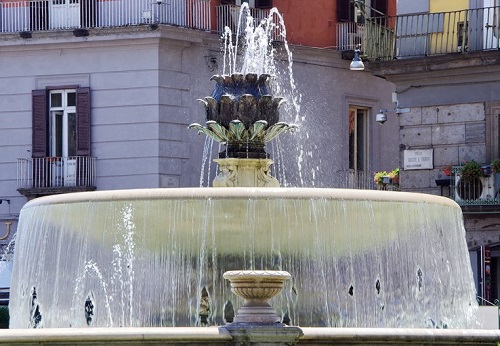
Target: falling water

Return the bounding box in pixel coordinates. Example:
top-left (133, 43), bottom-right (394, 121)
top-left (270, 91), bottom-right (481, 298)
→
top-left (8, 4), bottom-right (481, 332)
top-left (9, 189), bottom-right (480, 328)
top-left (218, 4), bottom-right (303, 183)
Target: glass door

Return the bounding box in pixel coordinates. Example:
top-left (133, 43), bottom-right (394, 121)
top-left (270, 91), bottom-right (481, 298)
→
top-left (49, 90), bottom-right (77, 187)
top-left (50, 0), bottom-right (80, 29)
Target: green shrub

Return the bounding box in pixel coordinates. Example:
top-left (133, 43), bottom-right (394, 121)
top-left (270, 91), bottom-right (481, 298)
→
top-left (0, 306), bottom-right (9, 329)
top-left (460, 160), bottom-right (484, 182)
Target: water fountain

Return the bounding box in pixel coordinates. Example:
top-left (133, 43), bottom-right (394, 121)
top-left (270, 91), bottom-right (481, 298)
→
top-left (4, 4), bottom-right (500, 345)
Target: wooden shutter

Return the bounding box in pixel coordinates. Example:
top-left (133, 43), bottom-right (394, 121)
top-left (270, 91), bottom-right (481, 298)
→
top-left (76, 87), bottom-right (91, 156)
top-left (32, 89), bottom-right (48, 158)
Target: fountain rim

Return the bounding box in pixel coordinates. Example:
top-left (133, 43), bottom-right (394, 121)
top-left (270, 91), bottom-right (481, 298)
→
top-left (21, 187), bottom-right (460, 209)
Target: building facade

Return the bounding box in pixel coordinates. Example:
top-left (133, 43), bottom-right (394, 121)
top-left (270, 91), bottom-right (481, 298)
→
top-left (0, 0), bottom-right (398, 304)
top-left (369, 0), bottom-right (500, 308)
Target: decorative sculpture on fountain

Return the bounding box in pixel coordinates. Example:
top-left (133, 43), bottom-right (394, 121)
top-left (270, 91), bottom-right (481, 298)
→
top-left (189, 73), bottom-right (297, 187)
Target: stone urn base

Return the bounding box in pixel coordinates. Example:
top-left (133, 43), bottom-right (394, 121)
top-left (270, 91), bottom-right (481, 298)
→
top-left (213, 158), bottom-right (279, 187)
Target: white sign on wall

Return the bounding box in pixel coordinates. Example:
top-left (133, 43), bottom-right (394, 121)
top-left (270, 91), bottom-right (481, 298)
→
top-left (403, 149), bottom-right (433, 170)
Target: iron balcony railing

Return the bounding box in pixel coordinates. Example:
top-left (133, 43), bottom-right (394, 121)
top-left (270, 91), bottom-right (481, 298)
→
top-left (0, 0), bottom-right (210, 33)
top-left (451, 165), bottom-right (500, 206)
top-left (17, 156), bottom-right (96, 189)
top-left (338, 6), bottom-right (500, 61)
top-left (336, 17), bottom-right (394, 59)
top-left (216, 4), bottom-right (282, 41)
top-left (333, 169), bottom-right (377, 190)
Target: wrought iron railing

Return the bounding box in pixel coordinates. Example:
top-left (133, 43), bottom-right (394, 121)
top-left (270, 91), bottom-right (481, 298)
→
top-left (336, 22), bottom-right (365, 50)
top-left (336, 18), bottom-right (394, 59)
top-left (451, 166), bottom-right (500, 206)
top-left (338, 6), bottom-right (500, 61)
top-left (392, 7), bottom-right (500, 60)
top-left (333, 169), bottom-right (376, 190)
top-left (0, 0), bottom-right (210, 33)
top-left (17, 156), bottom-right (96, 189)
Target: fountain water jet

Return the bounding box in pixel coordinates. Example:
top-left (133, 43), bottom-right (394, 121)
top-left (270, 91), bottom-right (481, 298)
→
top-left (6, 4), bottom-right (499, 345)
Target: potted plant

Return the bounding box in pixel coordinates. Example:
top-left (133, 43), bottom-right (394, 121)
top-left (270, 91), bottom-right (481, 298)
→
top-left (491, 159), bottom-right (500, 174)
top-left (373, 171), bottom-right (388, 189)
top-left (388, 168), bottom-right (399, 186)
top-left (442, 165), bottom-right (451, 176)
top-left (460, 160), bottom-right (484, 183)
top-left (374, 168), bottom-right (399, 190)
top-left (458, 160), bottom-right (484, 200)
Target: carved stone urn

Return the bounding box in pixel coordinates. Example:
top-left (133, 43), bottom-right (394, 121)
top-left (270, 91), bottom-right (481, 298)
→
top-left (223, 270), bottom-right (291, 324)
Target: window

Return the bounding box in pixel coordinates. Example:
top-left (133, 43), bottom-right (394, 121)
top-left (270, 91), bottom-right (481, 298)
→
top-left (338, 0), bottom-right (356, 22)
top-left (255, 0), bottom-right (272, 8)
top-left (224, 0), bottom-right (272, 8)
top-left (49, 90), bottom-right (77, 158)
top-left (338, 0), bottom-right (387, 23)
top-left (348, 107), bottom-right (369, 171)
top-left (31, 87), bottom-right (91, 188)
top-left (32, 87), bottom-right (90, 159)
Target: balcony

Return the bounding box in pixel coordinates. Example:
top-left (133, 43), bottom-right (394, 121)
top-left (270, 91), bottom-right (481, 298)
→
top-left (340, 6), bottom-right (500, 61)
top-left (0, 1), bottom-right (284, 43)
top-left (451, 165), bottom-right (500, 207)
top-left (0, 0), bottom-right (210, 34)
top-left (17, 156), bottom-right (96, 199)
top-left (336, 17), bottom-right (394, 59)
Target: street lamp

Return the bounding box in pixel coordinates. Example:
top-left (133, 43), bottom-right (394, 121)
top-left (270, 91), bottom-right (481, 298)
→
top-left (349, 46), bottom-right (365, 71)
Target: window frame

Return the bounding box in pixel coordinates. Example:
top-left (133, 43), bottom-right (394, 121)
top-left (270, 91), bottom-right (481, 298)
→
top-left (31, 86), bottom-right (91, 159)
top-left (49, 89), bottom-right (77, 158)
top-left (348, 106), bottom-right (370, 172)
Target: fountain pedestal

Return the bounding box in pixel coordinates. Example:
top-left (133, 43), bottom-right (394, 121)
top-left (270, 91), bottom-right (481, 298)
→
top-left (213, 159), bottom-right (279, 187)
top-left (222, 270), bottom-right (303, 345)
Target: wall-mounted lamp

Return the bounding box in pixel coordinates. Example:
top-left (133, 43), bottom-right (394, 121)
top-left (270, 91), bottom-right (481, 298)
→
top-left (376, 108), bottom-right (410, 125)
top-left (0, 199), bottom-right (10, 205)
top-left (349, 46), bottom-right (364, 71)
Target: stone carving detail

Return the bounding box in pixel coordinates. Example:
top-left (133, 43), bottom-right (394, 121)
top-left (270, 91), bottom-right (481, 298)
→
top-left (213, 158), bottom-right (279, 187)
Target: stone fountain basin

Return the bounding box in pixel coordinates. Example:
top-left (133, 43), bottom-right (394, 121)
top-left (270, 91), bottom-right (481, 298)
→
top-left (9, 188), bottom-right (478, 329)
